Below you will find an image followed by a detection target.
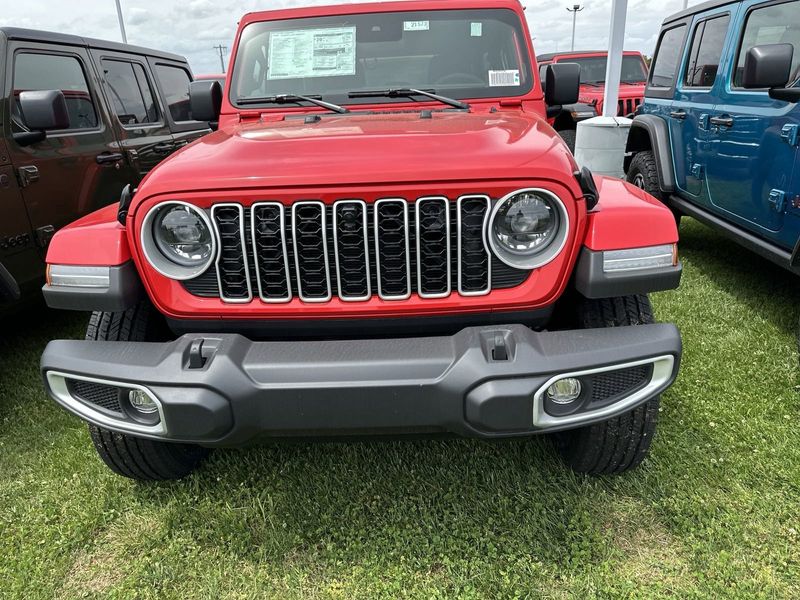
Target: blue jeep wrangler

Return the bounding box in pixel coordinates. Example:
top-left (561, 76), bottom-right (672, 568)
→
top-left (625, 0), bottom-right (799, 270)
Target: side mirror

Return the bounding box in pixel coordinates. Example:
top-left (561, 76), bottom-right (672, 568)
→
top-left (544, 63), bottom-right (580, 107)
top-left (743, 44), bottom-right (799, 103)
top-left (20, 90), bottom-right (70, 131)
top-left (189, 80), bottom-right (222, 126)
top-left (14, 90), bottom-right (69, 146)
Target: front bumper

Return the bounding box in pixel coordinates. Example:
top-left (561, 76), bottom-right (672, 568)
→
top-left (41, 323), bottom-right (681, 445)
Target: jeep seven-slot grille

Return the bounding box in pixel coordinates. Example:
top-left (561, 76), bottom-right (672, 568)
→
top-left (185, 196), bottom-right (530, 303)
top-left (617, 98), bottom-right (641, 117)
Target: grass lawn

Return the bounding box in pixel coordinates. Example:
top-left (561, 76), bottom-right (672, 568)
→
top-left (1, 218), bottom-right (799, 599)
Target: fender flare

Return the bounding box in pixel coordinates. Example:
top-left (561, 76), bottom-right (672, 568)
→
top-left (625, 114), bottom-right (676, 193)
top-left (0, 261), bottom-right (20, 304)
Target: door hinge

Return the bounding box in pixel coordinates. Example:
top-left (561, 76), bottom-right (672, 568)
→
top-left (699, 113), bottom-right (710, 130)
top-left (769, 189), bottom-right (787, 213)
top-left (690, 163), bottom-right (704, 180)
top-left (16, 165), bottom-right (39, 188)
top-left (781, 124), bottom-right (799, 147)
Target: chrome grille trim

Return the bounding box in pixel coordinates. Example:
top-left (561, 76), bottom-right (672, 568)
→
top-left (250, 201), bottom-right (292, 303)
top-left (292, 200), bottom-right (332, 303)
top-left (374, 198), bottom-right (411, 301)
top-left (333, 199), bottom-right (372, 302)
top-left (211, 203), bottom-right (253, 303)
top-left (415, 196), bottom-right (451, 299)
top-left (457, 194), bottom-right (492, 297)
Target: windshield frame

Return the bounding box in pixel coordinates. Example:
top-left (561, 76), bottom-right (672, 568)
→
top-left (227, 7), bottom-right (536, 111)
top-left (559, 54), bottom-right (649, 85)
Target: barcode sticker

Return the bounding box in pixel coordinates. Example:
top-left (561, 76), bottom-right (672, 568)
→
top-left (488, 70), bottom-right (520, 87)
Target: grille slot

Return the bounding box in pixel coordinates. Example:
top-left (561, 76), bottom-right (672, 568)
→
top-left (292, 201), bottom-right (331, 302)
top-left (416, 197), bottom-right (451, 298)
top-left (590, 365), bottom-right (651, 403)
top-left (333, 200), bottom-right (371, 301)
top-left (458, 195), bottom-right (491, 295)
top-left (192, 195), bottom-right (532, 302)
top-left (375, 199), bottom-right (411, 300)
top-left (69, 379), bottom-right (123, 414)
top-left (252, 202), bottom-right (292, 302)
top-left (212, 204), bottom-right (252, 302)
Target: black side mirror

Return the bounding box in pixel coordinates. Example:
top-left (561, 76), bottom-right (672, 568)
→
top-left (545, 63), bottom-right (580, 107)
top-left (742, 44), bottom-right (799, 103)
top-left (13, 90), bottom-right (69, 146)
top-left (20, 90), bottom-right (70, 131)
top-left (189, 80), bottom-right (222, 127)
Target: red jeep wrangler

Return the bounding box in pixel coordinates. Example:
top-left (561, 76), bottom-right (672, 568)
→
top-left (40, 0), bottom-right (682, 480)
top-left (538, 50), bottom-right (649, 150)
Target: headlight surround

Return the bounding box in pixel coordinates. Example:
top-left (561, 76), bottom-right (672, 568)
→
top-left (487, 188), bottom-right (569, 270)
top-left (140, 201), bottom-right (216, 280)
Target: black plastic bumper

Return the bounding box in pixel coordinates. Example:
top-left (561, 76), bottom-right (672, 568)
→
top-left (41, 323), bottom-right (681, 445)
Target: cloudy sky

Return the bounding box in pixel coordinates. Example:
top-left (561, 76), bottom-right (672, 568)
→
top-left (0, 0), bottom-right (695, 74)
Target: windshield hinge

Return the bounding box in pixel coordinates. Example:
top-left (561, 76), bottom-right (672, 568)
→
top-left (498, 99), bottom-right (523, 107)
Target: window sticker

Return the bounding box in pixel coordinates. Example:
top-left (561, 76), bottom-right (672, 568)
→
top-left (471, 22), bottom-right (483, 37)
top-left (489, 70), bottom-right (520, 86)
top-left (403, 20), bottom-right (430, 31)
top-left (267, 26), bottom-right (356, 80)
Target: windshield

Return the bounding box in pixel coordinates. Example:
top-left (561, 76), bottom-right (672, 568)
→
top-left (230, 9), bottom-right (533, 107)
top-left (565, 55), bottom-right (648, 84)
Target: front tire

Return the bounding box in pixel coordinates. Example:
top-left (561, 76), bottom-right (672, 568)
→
top-left (85, 302), bottom-right (210, 481)
top-left (553, 295), bottom-right (661, 475)
top-left (627, 151), bottom-right (681, 225)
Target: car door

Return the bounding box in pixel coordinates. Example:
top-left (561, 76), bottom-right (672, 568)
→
top-left (4, 42), bottom-right (130, 242)
top-left (642, 21), bottom-right (690, 191)
top-left (671, 9), bottom-right (734, 203)
top-left (705, 0), bottom-right (800, 247)
top-left (91, 48), bottom-right (175, 178)
top-left (149, 59), bottom-right (210, 150)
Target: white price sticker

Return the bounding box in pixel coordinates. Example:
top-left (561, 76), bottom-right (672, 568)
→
top-left (471, 22), bottom-right (483, 37)
top-left (488, 70), bottom-right (521, 87)
top-left (403, 20), bottom-right (430, 31)
top-left (267, 26), bottom-right (356, 80)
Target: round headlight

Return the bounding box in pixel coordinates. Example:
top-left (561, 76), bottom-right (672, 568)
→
top-left (140, 202), bottom-right (216, 280)
top-left (154, 205), bottom-right (213, 266)
top-left (488, 189), bottom-right (569, 270)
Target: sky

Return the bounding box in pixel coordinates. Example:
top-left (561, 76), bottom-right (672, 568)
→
top-left (0, 0), bottom-right (696, 74)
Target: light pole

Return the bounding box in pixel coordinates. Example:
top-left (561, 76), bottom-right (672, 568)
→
top-left (567, 4), bottom-right (584, 52)
top-left (114, 0), bottom-right (128, 44)
top-left (213, 45), bottom-right (228, 73)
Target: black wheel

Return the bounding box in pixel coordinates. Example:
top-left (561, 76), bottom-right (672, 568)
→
top-left (627, 151), bottom-right (681, 226)
top-left (558, 128), bottom-right (577, 154)
top-left (552, 295), bottom-right (661, 475)
top-left (85, 302), bottom-right (210, 481)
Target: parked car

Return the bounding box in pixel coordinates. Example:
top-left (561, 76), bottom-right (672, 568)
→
top-left (40, 0), bottom-right (682, 481)
top-left (625, 0), bottom-right (799, 271)
top-left (0, 28), bottom-right (210, 313)
top-left (538, 50), bottom-right (650, 151)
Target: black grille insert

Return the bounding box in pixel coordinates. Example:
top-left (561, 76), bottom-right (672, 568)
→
top-left (69, 379), bottom-right (123, 414)
top-left (375, 199), bottom-right (410, 299)
top-left (458, 196), bottom-right (491, 294)
top-left (589, 364), bottom-right (651, 405)
top-left (252, 203), bottom-right (291, 301)
top-left (334, 201), bottom-right (371, 300)
top-left (416, 197), bottom-right (450, 297)
top-left (212, 205), bottom-right (251, 302)
top-left (292, 201), bottom-right (331, 301)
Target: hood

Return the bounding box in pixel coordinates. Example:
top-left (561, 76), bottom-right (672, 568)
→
top-left (138, 110), bottom-right (577, 196)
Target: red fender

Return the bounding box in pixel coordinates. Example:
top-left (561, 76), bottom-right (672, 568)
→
top-left (45, 204), bottom-right (131, 266)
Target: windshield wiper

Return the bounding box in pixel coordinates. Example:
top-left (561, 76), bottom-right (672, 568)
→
top-left (237, 94), bottom-right (349, 114)
top-left (348, 88), bottom-right (470, 110)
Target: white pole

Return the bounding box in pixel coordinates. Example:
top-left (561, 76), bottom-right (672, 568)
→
top-left (567, 5), bottom-right (584, 52)
top-left (602, 0), bottom-right (628, 117)
top-left (115, 0), bottom-right (128, 44)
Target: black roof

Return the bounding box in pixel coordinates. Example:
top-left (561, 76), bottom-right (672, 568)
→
top-left (663, 0), bottom-right (738, 24)
top-left (0, 27), bottom-right (187, 63)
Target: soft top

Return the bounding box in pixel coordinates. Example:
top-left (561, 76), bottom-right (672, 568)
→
top-left (0, 27), bottom-right (187, 63)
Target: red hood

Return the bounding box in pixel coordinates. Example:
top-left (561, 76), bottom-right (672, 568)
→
top-left (135, 110), bottom-right (578, 198)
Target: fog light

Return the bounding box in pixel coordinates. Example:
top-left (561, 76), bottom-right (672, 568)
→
top-left (128, 389), bottom-right (158, 414)
top-left (546, 378), bottom-right (582, 405)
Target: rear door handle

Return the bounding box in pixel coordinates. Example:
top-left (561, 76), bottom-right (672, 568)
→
top-left (709, 116), bottom-right (734, 128)
top-left (95, 152), bottom-right (124, 166)
top-left (152, 142), bottom-right (174, 154)
top-left (670, 110), bottom-right (687, 120)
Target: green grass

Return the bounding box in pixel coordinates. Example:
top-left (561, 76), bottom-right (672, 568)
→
top-left (1, 218), bottom-right (799, 599)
